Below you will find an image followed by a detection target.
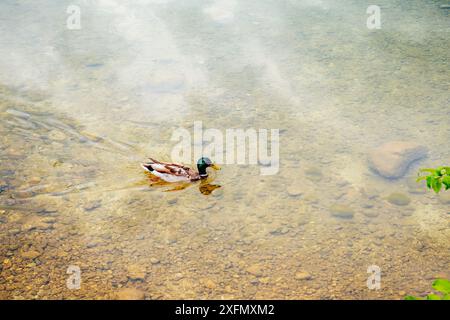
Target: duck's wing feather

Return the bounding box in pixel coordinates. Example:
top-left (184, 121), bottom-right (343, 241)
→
top-left (144, 158), bottom-right (194, 177)
top-left (149, 158), bottom-right (191, 170)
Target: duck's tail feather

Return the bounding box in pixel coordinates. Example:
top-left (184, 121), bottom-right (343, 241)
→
top-left (141, 162), bottom-right (154, 172)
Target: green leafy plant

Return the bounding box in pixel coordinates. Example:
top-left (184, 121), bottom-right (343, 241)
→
top-left (405, 279), bottom-right (450, 300)
top-left (417, 166), bottom-right (450, 193)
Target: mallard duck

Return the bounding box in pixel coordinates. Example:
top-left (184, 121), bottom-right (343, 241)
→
top-left (141, 157), bottom-right (221, 183)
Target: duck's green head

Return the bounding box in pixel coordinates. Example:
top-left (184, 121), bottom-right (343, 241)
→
top-left (197, 157), bottom-right (221, 178)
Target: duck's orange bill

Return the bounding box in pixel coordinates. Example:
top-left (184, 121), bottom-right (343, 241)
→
top-left (211, 164), bottom-right (221, 170)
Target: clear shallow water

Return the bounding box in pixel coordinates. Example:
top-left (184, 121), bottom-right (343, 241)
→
top-left (0, 0), bottom-right (449, 299)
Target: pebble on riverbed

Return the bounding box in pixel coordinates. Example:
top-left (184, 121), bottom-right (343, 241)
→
top-left (84, 200), bottom-right (102, 212)
top-left (295, 271), bottom-right (312, 280)
top-left (368, 141), bottom-right (428, 179)
top-left (329, 204), bottom-right (354, 219)
top-left (386, 193), bottom-right (411, 206)
top-left (304, 167), bottom-right (323, 181)
top-left (48, 130), bottom-right (67, 142)
top-left (246, 264), bottom-right (264, 277)
top-left (21, 216), bottom-right (55, 232)
top-left (203, 279), bottom-right (217, 289)
top-left (127, 264), bottom-right (147, 281)
top-left (286, 184), bottom-right (302, 197)
top-left (0, 184), bottom-right (9, 193)
top-left (115, 288), bottom-right (145, 300)
top-left (20, 250), bottom-right (42, 260)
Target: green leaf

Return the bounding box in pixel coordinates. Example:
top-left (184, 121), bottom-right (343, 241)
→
top-left (418, 167), bottom-right (450, 193)
top-left (431, 178), bottom-right (442, 193)
top-left (442, 167), bottom-right (450, 173)
top-left (405, 277), bottom-right (450, 300)
top-left (432, 279), bottom-right (450, 295)
top-left (404, 295), bottom-right (419, 300)
top-left (419, 168), bottom-right (437, 174)
top-left (435, 180), bottom-right (442, 193)
top-left (416, 176), bottom-right (427, 182)
top-left (426, 176), bottom-right (433, 189)
top-left (442, 176), bottom-right (450, 189)
top-left (426, 294), bottom-right (442, 300)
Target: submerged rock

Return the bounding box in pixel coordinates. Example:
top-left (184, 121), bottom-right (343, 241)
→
top-left (246, 264), bottom-right (263, 277)
top-left (363, 210), bottom-right (379, 218)
top-left (329, 204), bottom-right (354, 219)
top-left (204, 279), bottom-right (217, 289)
top-left (2, 258), bottom-right (12, 269)
top-left (362, 187), bottom-right (381, 199)
top-left (295, 271), bottom-right (312, 280)
top-left (401, 208), bottom-right (414, 216)
top-left (127, 264), bottom-right (147, 281)
top-left (386, 193), bottom-right (411, 206)
top-left (21, 216), bottom-right (55, 232)
top-left (361, 200), bottom-right (375, 209)
top-left (20, 250), bottom-right (42, 260)
top-left (269, 225), bottom-right (290, 235)
top-left (48, 130), bottom-right (67, 141)
top-left (304, 167), bottom-right (323, 181)
top-left (84, 200), bottom-right (102, 212)
top-left (174, 273), bottom-right (184, 281)
top-left (115, 288), bottom-right (145, 300)
top-left (0, 184), bottom-right (9, 193)
top-left (29, 177), bottom-right (41, 185)
top-left (86, 63), bottom-right (104, 68)
top-left (368, 141), bottom-right (428, 179)
top-left (286, 184), bottom-right (302, 197)
top-left (166, 197), bottom-right (178, 205)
